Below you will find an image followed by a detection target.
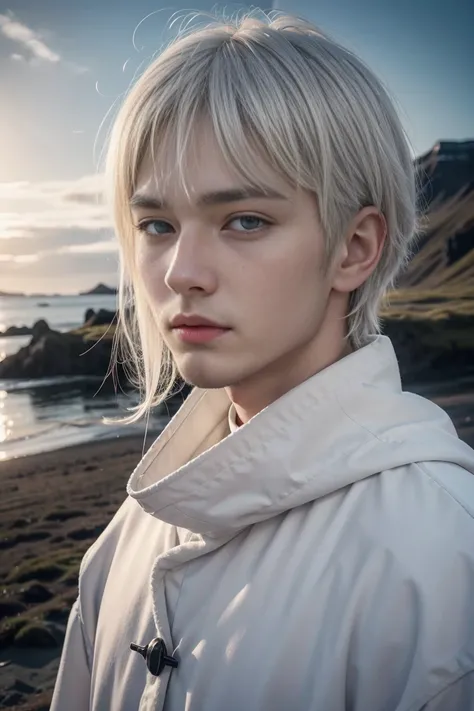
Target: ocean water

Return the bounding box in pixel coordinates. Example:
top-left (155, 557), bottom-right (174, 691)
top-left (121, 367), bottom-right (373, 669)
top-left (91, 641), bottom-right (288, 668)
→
top-left (0, 295), bottom-right (174, 461)
top-left (0, 293), bottom-right (117, 346)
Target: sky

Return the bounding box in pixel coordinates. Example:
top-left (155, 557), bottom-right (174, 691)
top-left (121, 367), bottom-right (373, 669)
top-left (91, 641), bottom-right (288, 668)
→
top-left (0, 0), bottom-right (472, 294)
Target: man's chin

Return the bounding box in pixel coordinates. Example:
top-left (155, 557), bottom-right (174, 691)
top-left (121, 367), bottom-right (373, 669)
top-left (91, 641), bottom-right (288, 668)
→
top-left (175, 360), bottom-right (251, 391)
top-left (178, 371), bottom-right (232, 390)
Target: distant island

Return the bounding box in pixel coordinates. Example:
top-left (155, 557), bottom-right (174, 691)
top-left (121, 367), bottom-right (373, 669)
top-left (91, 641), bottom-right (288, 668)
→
top-left (0, 283), bottom-right (117, 298)
top-left (78, 283), bottom-right (117, 296)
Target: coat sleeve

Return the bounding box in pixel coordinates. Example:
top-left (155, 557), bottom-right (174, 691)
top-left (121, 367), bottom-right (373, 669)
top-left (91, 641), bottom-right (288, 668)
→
top-left (49, 596), bottom-right (92, 710)
top-left (417, 672), bottom-right (474, 711)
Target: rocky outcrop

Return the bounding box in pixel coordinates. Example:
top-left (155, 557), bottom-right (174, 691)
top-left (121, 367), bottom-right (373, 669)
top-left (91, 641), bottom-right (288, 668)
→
top-left (0, 310), bottom-right (118, 339)
top-left (0, 319), bottom-right (116, 379)
top-left (0, 310), bottom-right (192, 401)
top-left (382, 138), bottom-right (474, 382)
top-left (82, 308), bottom-right (117, 328)
top-left (0, 325), bottom-right (32, 336)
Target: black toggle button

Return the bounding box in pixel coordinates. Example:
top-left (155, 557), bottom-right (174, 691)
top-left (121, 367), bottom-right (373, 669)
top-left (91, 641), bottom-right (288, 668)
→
top-left (130, 637), bottom-right (179, 677)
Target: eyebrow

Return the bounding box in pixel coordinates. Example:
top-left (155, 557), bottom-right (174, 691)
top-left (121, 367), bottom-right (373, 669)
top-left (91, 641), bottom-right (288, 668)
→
top-left (129, 186), bottom-right (289, 210)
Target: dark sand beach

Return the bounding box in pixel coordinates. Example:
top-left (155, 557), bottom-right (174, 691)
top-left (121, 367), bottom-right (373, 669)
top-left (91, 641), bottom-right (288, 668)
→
top-left (0, 435), bottom-right (148, 709)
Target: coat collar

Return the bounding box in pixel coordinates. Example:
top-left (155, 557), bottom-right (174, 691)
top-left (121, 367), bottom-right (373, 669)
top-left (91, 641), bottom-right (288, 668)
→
top-left (127, 335), bottom-right (474, 538)
top-left (127, 336), bottom-right (419, 536)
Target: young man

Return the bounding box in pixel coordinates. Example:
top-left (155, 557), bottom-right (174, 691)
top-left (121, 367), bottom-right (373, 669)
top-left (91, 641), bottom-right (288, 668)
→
top-left (51, 10), bottom-right (474, 711)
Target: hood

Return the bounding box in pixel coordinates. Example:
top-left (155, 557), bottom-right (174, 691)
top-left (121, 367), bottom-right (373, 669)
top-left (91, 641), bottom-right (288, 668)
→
top-left (127, 335), bottom-right (474, 538)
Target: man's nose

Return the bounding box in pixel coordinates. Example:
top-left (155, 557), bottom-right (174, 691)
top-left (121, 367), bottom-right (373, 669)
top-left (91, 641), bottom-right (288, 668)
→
top-left (164, 231), bottom-right (218, 295)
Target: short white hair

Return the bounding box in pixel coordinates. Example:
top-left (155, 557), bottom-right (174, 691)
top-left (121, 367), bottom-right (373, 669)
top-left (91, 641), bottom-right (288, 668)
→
top-left (104, 9), bottom-right (421, 424)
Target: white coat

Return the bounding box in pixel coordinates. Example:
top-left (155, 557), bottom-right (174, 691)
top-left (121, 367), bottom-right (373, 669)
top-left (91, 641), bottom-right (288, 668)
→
top-left (50, 335), bottom-right (474, 710)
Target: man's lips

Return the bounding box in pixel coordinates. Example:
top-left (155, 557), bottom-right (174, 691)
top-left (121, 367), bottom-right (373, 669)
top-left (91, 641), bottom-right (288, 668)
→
top-left (172, 325), bottom-right (231, 344)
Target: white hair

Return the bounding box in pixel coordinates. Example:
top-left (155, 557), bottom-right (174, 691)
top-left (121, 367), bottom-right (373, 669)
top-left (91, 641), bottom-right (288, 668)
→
top-left (103, 8), bottom-right (421, 424)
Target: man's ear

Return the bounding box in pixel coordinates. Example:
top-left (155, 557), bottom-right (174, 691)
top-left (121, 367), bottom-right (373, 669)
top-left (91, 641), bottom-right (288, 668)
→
top-left (331, 206), bottom-right (387, 294)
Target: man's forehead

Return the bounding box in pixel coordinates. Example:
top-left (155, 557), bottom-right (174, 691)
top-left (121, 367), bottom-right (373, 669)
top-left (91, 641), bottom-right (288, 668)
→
top-left (134, 149), bottom-right (292, 209)
top-left (129, 183), bottom-right (291, 211)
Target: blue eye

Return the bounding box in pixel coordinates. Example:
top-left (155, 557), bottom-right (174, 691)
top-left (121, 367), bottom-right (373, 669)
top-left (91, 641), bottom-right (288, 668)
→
top-left (134, 214), bottom-right (270, 237)
top-left (228, 215), bottom-right (267, 232)
top-left (135, 220), bottom-right (170, 236)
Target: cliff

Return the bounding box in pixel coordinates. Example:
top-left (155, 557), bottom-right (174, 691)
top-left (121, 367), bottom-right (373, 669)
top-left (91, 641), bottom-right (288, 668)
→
top-left (381, 139), bottom-right (474, 383)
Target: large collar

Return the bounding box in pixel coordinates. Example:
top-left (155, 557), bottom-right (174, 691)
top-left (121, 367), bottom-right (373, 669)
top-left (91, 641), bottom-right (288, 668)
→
top-left (127, 335), bottom-right (469, 537)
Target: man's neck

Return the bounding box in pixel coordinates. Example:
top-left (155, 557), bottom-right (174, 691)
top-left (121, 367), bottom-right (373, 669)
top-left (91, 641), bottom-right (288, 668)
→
top-left (227, 334), bottom-right (353, 427)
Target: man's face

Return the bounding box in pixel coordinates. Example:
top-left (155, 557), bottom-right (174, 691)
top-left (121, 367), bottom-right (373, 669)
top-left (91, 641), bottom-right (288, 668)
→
top-left (132, 123), bottom-right (339, 399)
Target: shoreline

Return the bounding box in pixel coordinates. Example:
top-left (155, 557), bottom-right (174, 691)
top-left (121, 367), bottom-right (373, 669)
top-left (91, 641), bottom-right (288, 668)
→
top-left (0, 432), bottom-right (154, 471)
top-left (0, 425), bottom-right (164, 464)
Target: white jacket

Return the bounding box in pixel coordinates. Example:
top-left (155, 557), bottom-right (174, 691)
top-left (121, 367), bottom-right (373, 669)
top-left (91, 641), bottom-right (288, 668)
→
top-left (51, 335), bottom-right (474, 711)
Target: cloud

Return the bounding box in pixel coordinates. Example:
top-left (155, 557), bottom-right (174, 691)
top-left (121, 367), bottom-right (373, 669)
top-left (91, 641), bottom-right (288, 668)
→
top-left (65, 61), bottom-right (89, 75)
top-left (0, 253), bottom-right (38, 263)
top-left (0, 249), bottom-right (119, 294)
top-left (0, 174), bottom-right (122, 292)
top-left (0, 210), bottom-right (110, 235)
top-left (57, 241), bottom-right (118, 255)
top-left (0, 228), bottom-right (116, 257)
top-left (0, 174), bottom-right (111, 239)
top-left (0, 12), bottom-right (60, 63)
top-left (0, 172), bottom-right (119, 290)
top-left (0, 173), bottom-right (105, 203)
top-left (0, 12), bottom-right (88, 73)
top-left (0, 237), bottom-right (118, 260)
top-left (60, 173), bottom-right (106, 204)
top-left (10, 254), bottom-right (39, 264)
